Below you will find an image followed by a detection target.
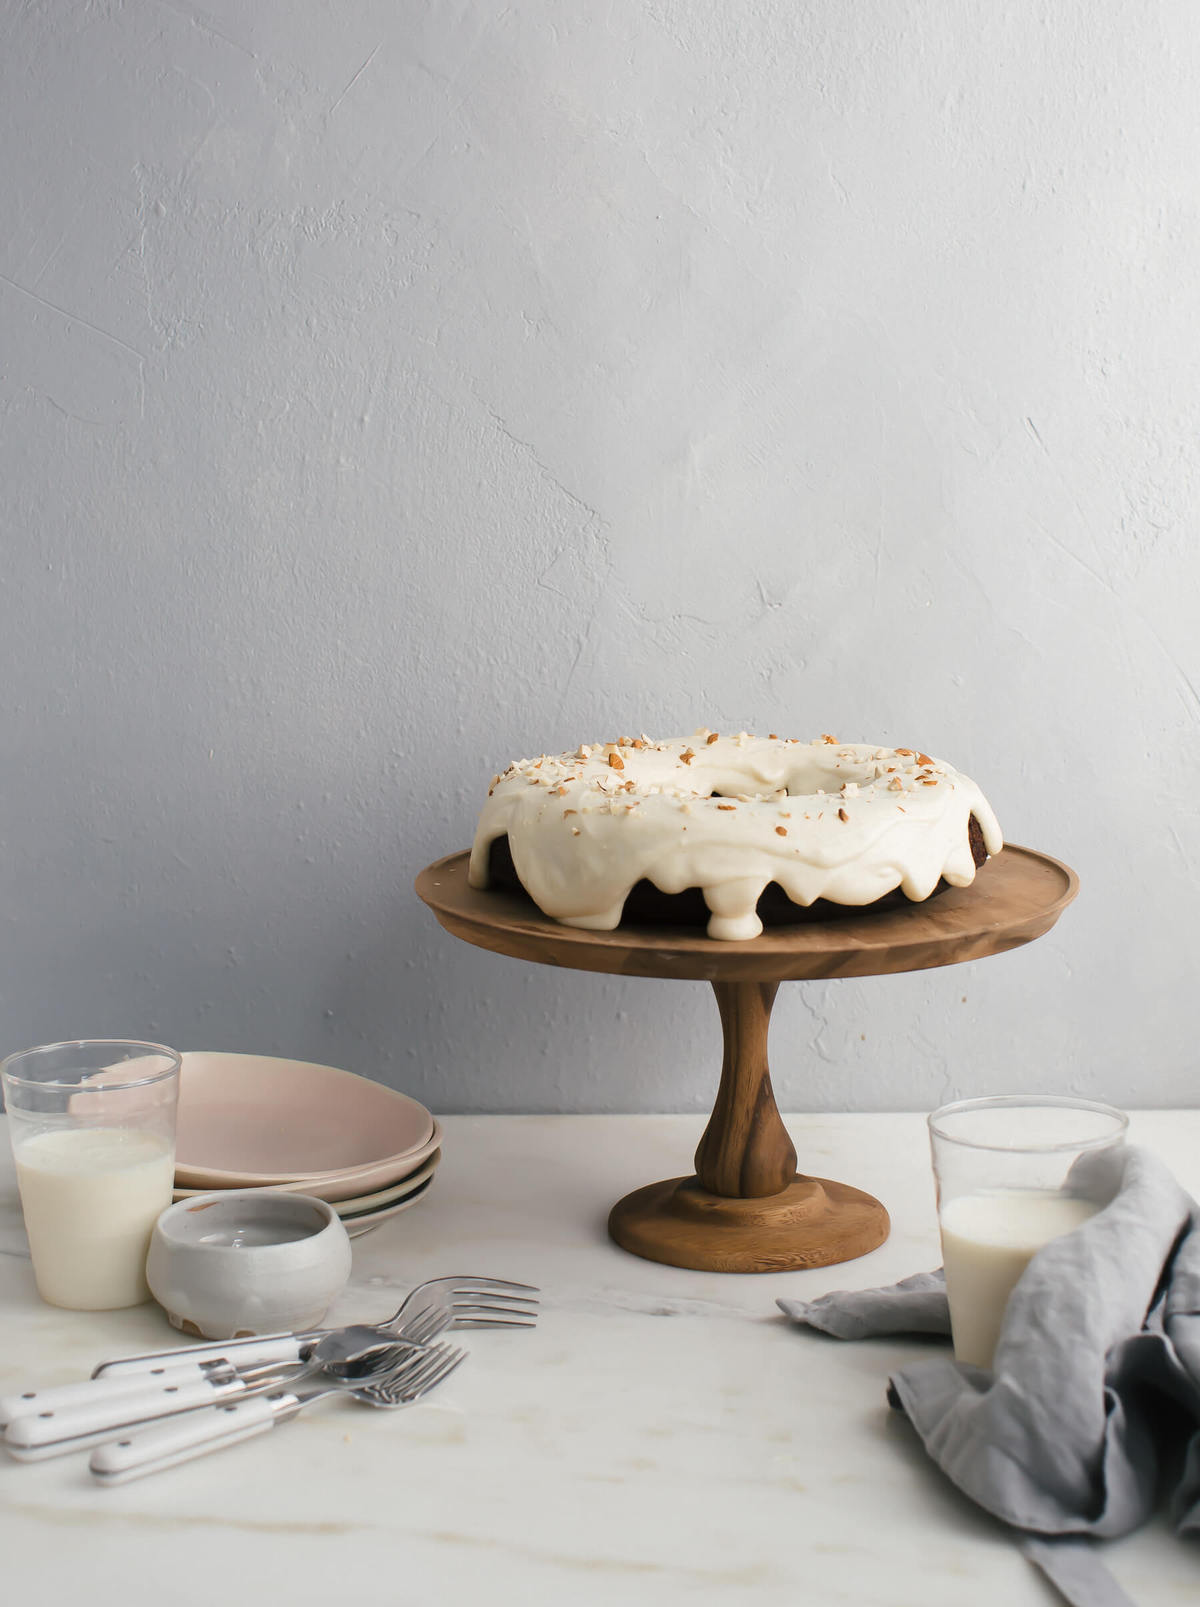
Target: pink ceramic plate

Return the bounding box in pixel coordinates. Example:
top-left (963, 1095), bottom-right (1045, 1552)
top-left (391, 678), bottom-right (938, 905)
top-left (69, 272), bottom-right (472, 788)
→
top-left (173, 1053), bottom-right (435, 1185)
top-left (174, 1121), bottom-right (444, 1199)
top-left (342, 1175), bottom-right (436, 1239)
top-left (172, 1145), bottom-right (443, 1209)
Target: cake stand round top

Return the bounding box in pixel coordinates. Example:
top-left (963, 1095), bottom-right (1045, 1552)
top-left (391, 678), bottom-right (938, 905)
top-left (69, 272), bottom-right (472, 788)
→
top-left (414, 845), bottom-right (1078, 983)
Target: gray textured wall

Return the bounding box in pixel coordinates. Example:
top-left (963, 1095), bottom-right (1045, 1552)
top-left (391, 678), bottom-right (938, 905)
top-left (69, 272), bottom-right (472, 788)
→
top-left (2, 2), bottom-right (1198, 1114)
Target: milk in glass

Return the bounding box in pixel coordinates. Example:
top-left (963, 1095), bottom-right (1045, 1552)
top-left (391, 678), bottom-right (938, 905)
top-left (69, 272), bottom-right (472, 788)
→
top-left (939, 1188), bottom-right (1099, 1369)
top-left (15, 1127), bottom-right (175, 1309)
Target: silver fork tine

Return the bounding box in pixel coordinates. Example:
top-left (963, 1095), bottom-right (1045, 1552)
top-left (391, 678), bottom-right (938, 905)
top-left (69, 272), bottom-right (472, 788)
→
top-left (399, 1308), bottom-right (447, 1345)
top-left (446, 1291), bottom-right (538, 1306)
top-left (449, 1292), bottom-right (536, 1304)
top-left (394, 1347), bottom-right (467, 1403)
top-left (449, 1300), bottom-right (538, 1320)
top-left (449, 1317), bottom-right (537, 1329)
top-left (376, 1350), bottom-right (436, 1389)
top-left (391, 1344), bottom-right (465, 1399)
top-left (441, 1278), bottom-right (537, 1293)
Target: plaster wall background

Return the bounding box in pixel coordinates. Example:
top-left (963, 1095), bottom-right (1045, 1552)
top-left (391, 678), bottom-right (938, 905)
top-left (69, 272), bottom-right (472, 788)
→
top-left (2, 1), bottom-right (1197, 1113)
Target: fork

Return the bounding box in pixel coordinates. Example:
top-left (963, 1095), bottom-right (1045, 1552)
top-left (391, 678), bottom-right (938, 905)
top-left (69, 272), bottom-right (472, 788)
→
top-left (1, 1277), bottom-right (535, 1431)
top-left (3, 1337), bottom-right (446, 1462)
top-left (89, 1343), bottom-right (467, 1485)
top-left (90, 1274), bottom-right (538, 1378)
top-left (0, 1302), bottom-right (450, 1431)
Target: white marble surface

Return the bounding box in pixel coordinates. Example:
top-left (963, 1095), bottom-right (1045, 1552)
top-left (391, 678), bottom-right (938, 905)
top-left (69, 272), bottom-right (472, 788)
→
top-left (1, 1111), bottom-right (1198, 1606)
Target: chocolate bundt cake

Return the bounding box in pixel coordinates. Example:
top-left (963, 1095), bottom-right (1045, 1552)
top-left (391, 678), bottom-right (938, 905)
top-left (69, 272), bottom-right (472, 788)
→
top-left (469, 731), bottom-right (1001, 941)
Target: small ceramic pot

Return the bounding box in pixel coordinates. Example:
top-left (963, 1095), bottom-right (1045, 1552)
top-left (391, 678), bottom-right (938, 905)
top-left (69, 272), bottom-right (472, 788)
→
top-left (146, 1190), bottom-right (352, 1339)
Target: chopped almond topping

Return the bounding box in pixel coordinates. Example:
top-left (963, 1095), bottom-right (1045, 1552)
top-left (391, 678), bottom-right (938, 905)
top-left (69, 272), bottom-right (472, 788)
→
top-left (622, 780), bottom-right (636, 792)
top-left (571, 826), bottom-right (581, 835)
top-left (631, 738), bottom-right (645, 749)
top-left (821, 733), bottom-right (838, 744)
top-left (716, 803), bottom-right (736, 811)
top-left (895, 747), bottom-right (914, 756)
top-left (563, 809), bottom-right (577, 817)
top-left (680, 748), bottom-right (695, 765)
top-left (838, 807), bottom-right (849, 822)
top-left (917, 752), bottom-right (933, 766)
top-left (618, 736), bottom-right (631, 747)
top-left (920, 777), bottom-right (938, 786)
top-left (887, 776), bottom-right (903, 792)
top-left (706, 732), bottom-right (719, 745)
top-left (769, 732), bottom-right (779, 740)
top-left (608, 753), bottom-right (625, 771)
top-left (775, 825), bottom-right (788, 837)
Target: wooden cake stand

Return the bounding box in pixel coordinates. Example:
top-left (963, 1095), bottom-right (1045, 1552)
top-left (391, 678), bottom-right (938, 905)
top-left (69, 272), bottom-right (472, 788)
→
top-left (415, 846), bottom-right (1078, 1274)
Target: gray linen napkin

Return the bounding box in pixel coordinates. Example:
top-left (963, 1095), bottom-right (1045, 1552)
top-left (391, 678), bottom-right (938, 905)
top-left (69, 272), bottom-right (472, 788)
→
top-left (778, 1145), bottom-right (1200, 1604)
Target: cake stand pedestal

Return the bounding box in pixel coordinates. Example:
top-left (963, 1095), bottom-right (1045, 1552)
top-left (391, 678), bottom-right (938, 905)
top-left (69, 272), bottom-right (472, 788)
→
top-left (415, 846), bottom-right (1078, 1274)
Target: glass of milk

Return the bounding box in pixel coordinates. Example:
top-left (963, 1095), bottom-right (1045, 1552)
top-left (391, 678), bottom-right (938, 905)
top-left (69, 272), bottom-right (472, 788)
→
top-left (1, 1039), bottom-right (180, 1310)
top-left (928, 1095), bottom-right (1128, 1371)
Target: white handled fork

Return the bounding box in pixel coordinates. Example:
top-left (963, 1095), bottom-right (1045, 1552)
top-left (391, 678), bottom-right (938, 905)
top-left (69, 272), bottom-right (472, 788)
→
top-left (89, 1343), bottom-right (467, 1485)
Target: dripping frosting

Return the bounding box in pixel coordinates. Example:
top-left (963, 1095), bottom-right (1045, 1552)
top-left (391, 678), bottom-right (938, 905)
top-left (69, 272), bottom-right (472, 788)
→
top-left (468, 731), bottom-right (1003, 941)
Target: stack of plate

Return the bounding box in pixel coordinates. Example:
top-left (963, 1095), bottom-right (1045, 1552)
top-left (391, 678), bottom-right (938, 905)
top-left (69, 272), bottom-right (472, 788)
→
top-left (172, 1054), bottom-right (441, 1238)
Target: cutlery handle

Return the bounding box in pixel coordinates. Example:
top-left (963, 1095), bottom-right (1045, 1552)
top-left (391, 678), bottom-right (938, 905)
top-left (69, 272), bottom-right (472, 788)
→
top-left (90, 1395), bottom-right (291, 1484)
top-left (0, 1360), bottom-right (229, 1430)
top-left (4, 1372), bottom-right (225, 1458)
top-left (93, 1334), bottom-right (310, 1378)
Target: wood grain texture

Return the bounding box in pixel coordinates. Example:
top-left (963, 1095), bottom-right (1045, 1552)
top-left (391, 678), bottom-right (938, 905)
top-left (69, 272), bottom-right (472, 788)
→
top-left (415, 844), bottom-right (1077, 1272)
top-left (694, 981), bottom-right (795, 1197)
top-left (414, 846), bottom-right (1079, 983)
top-left (607, 1174), bottom-right (890, 1273)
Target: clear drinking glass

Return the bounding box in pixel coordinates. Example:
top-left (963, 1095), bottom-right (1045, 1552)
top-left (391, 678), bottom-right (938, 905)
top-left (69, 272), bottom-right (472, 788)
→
top-left (928, 1095), bottom-right (1128, 1370)
top-left (1, 1039), bottom-right (181, 1310)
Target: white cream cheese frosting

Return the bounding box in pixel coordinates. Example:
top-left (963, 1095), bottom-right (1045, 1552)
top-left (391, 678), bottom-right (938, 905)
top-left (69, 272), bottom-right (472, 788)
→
top-left (468, 731), bottom-right (1003, 942)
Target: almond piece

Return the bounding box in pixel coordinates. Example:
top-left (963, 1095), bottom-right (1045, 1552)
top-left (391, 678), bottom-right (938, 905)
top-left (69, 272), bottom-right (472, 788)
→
top-left (838, 807), bottom-right (849, 822)
top-left (706, 732), bottom-right (719, 745)
top-left (775, 825), bottom-right (787, 837)
top-left (917, 752), bottom-right (933, 766)
top-left (680, 748), bottom-right (695, 765)
top-left (716, 803), bottom-right (736, 811)
top-left (609, 753), bottom-right (625, 771)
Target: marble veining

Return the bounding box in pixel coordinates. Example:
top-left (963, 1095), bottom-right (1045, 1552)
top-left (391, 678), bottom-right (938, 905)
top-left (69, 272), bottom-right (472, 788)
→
top-left (0, 1112), bottom-right (1196, 1606)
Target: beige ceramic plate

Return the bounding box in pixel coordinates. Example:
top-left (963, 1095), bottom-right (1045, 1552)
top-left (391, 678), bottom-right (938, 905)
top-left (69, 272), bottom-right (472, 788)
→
top-left (172, 1149), bottom-right (443, 1213)
top-left (342, 1175), bottom-right (436, 1239)
top-left (173, 1053), bottom-right (435, 1186)
top-left (173, 1120), bottom-right (443, 1202)
top-left (329, 1150), bottom-right (442, 1213)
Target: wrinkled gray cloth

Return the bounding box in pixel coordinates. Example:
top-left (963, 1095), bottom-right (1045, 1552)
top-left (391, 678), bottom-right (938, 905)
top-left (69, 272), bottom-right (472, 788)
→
top-left (778, 1146), bottom-right (1200, 1601)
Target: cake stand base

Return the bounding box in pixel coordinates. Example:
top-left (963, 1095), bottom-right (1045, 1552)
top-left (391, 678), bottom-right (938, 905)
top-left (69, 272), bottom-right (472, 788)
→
top-left (608, 1173), bottom-right (890, 1274)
